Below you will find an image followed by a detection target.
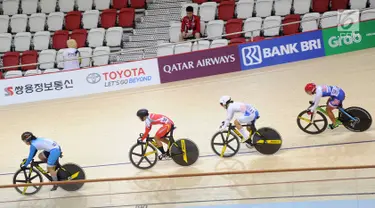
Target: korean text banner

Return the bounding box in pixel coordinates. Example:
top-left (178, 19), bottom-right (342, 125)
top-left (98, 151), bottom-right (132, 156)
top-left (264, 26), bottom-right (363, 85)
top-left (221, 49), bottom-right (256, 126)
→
top-left (238, 30), bottom-right (326, 71)
top-left (157, 45), bottom-right (241, 83)
top-left (0, 59), bottom-right (160, 106)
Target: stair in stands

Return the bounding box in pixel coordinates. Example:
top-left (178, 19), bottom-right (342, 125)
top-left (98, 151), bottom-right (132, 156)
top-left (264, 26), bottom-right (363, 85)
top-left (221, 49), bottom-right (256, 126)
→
top-left (129, 33), bottom-right (169, 42)
top-left (133, 27), bottom-right (169, 35)
top-left (142, 13), bottom-right (180, 23)
top-left (145, 8), bottom-right (181, 16)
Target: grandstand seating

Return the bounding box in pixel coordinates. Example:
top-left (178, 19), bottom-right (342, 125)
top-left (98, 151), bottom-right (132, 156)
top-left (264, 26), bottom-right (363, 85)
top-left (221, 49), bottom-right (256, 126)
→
top-left (21, 50), bottom-right (38, 71)
top-left (3, 52), bottom-right (20, 71)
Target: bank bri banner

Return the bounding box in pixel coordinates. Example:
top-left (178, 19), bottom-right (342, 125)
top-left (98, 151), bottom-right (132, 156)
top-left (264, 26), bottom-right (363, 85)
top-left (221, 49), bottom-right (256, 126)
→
top-left (238, 30), bottom-right (326, 70)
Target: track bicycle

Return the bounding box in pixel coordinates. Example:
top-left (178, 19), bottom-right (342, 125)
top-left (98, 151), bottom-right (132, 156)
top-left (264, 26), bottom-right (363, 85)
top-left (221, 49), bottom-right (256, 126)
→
top-left (129, 125), bottom-right (199, 169)
top-left (211, 122), bottom-right (282, 157)
top-left (13, 155), bottom-right (86, 195)
top-left (297, 101), bottom-right (372, 134)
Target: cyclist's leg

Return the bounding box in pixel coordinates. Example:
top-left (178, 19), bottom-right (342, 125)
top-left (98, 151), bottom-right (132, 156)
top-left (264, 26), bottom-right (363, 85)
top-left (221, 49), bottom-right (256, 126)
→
top-left (236, 111), bottom-right (259, 141)
top-left (38, 151), bottom-right (49, 162)
top-left (154, 124), bottom-right (172, 154)
top-left (328, 93), bottom-right (345, 128)
top-left (46, 148), bottom-right (61, 190)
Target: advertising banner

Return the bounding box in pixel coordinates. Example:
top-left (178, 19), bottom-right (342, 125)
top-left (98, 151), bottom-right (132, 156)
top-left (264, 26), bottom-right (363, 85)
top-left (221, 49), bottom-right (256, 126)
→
top-left (157, 45), bottom-right (241, 83)
top-left (0, 59), bottom-right (160, 106)
top-left (323, 20), bottom-right (375, 55)
top-left (238, 30), bottom-right (326, 70)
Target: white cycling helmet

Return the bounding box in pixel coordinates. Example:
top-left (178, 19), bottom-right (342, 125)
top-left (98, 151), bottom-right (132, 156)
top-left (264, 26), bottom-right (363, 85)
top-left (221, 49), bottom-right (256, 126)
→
top-left (219, 95), bottom-right (231, 106)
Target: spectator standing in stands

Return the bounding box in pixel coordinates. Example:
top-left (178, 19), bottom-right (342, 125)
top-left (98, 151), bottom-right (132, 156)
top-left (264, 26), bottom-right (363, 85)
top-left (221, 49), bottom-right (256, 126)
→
top-left (180, 6), bottom-right (201, 42)
top-left (63, 39), bottom-right (81, 70)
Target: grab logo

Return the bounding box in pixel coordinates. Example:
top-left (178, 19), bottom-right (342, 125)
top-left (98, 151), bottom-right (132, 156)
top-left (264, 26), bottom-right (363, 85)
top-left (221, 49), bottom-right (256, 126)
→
top-left (4, 87), bottom-right (14, 96)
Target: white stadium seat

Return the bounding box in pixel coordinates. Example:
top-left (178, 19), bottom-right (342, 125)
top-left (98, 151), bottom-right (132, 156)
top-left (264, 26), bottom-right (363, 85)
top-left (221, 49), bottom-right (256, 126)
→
top-left (0, 33), bottom-right (12, 52)
top-left (24, 69), bottom-right (42, 76)
top-left (88, 28), bottom-right (105, 47)
top-left (236, 0), bottom-right (254, 19)
top-left (47, 12), bottom-right (64, 31)
top-left (320, 11), bottom-right (338, 29)
top-left (38, 49), bottom-right (57, 69)
top-left (92, 46), bottom-right (110, 66)
top-left (339, 10), bottom-right (360, 26)
top-left (370, 0), bottom-right (375, 7)
top-left (78, 47), bottom-right (93, 67)
top-left (206, 20), bottom-right (224, 40)
top-left (301, 13), bottom-right (320, 32)
top-left (263, 16), bottom-right (282, 37)
top-left (3, 0), bottom-right (20, 15)
top-left (82, 10), bottom-right (100, 29)
top-left (14, 32), bottom-right (32, 52)
top-left (0, 15), bottom-right (10, 33)
top-left (350, 0), bottom-right (367, 9)
top-left (274, 0), bottom-right (292, 16)
top-left (244, 17), bottom-right (262, 38)
top-left (293, 0), bottom-right (311, 15)
top-left (56, 49), bottom-right (65, 69)
top-left (4, 70), bottom-right (23, 79)
top-left (33, 31), bottom-right (51, 51)
top-left (77, 0), bottom-right (93, 11)
top-left (210, 39), bottom-right (228, 48)
top-left (29, 13), bottom-right (47, 32)
top-left (199, 2), bottom-right (217, 22)
top-left (200, 21), bottom-right (206, 36)
top-left (174, 42), bottom-right (192, 54)
top-left (43, 68), bottom-right (61, 73)
top-left (10, 14), bottom-right (28, 33)
top-left (40, 0), bottom-right (57, 13)
top-left (157, 43), bottom-right (174, 57)
top-left (58, 0), bottom-right (76, 13)
top-left (94, 0), bottom-right (110, 10)
top-left (21, 0), bottom-right (38, 14)
top-left (169, 22), bottom-right (181, 43)
top-left (255, 0), bottom-right (273, 18)
top-left (192, 40), bottom-right (210, 51)
top-left (181, 3), bottom-right (199, 19)
top-left (361, 9), bottom-right (375, 21)
top-left (105, 27), bottom-right (123, 47)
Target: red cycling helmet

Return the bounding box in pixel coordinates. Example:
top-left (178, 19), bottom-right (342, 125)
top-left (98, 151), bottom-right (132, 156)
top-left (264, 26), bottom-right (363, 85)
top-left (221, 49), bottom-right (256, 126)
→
top-left (305, 83), bottom-right (316, 94)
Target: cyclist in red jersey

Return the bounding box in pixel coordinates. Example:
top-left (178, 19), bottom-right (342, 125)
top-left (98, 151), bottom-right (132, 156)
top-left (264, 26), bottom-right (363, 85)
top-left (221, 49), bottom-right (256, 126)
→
top-left (137, 109), bottom-right (174, 160)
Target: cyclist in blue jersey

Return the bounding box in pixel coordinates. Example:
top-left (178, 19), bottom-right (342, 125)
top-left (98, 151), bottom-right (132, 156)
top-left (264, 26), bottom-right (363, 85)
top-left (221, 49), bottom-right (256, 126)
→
top-left (20, 132), bottom-right (62, 191)
top-left (305, 83), bottom-right (346, 129)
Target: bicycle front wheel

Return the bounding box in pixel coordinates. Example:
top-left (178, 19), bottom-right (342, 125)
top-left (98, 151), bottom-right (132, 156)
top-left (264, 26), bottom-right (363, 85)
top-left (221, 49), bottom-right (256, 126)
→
top-left (211, 131), bottom-right (240, 157)
top-left (13, 168), bottom-right (43, 195)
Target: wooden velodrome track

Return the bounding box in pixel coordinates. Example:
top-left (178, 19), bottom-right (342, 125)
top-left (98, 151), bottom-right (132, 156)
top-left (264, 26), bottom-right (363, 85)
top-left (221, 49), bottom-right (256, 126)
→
top-left (0, 48), bottom-right (374, 207)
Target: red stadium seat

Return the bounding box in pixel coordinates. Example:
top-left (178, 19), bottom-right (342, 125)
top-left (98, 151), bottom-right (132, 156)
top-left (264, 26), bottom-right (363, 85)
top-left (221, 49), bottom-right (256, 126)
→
top-left (218, 1), bottom-right (235, 21)
top-left (312, 0), bottom-right (330, 13)
top-left (3, 52), bottom-right (20, 71)
top-left (130, 0), bottom-right (146, 9)
top-left (282, 14), bottom-right (301, 35)
top-left (119, 8), bottom-right (135, 27)
top-left (71, 29), bottom-right (88, 48)
top-left (249, 36), bottom-right (265, 42)
top-left (331, 0), bottom-right (349, 10)
top-left (193, 0), bottom-right (208, 4)
top-left (0, 71), bottom-right (3, 79)
top-left (53, 30), bottom-right (69, 50)
top-left (101, 9), bottom-right (117, 29)
top-left (229, 37), bottom-right (246, 45)
top-left (225, 19), bottom-right (243, 39)
top-left (112, 0), bottom-right (128, 9)
top-left (65, 11), bottom-right (82, 31)
top-left (21, 50), bottom-right (38, 71)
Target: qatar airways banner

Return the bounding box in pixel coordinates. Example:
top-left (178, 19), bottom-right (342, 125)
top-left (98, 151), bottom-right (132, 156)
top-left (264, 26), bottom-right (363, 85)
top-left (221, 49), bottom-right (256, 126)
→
top-left (157, 45), bottom-right (241, 83)
top-left (0, 59), bottom-right (160, 106)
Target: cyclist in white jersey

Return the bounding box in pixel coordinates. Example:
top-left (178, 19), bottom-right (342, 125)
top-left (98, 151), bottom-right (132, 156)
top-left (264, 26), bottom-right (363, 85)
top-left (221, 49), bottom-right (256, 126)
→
top-left (219, 96), bottom-right (259, 147)
top-left (20, 132), bottom-right (61, 191)
top-left (305, 83), bottom-right (346, 129)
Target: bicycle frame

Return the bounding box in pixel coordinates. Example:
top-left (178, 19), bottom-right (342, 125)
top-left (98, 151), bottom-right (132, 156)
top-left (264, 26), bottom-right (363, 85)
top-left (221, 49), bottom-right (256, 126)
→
top-left (299, 104), bottom-right (357, 124)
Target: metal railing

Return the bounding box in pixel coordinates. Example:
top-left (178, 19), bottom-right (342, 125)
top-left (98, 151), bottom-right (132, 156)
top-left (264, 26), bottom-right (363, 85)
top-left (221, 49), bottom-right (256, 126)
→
top-left (0, 8), bottom-right (372, 71)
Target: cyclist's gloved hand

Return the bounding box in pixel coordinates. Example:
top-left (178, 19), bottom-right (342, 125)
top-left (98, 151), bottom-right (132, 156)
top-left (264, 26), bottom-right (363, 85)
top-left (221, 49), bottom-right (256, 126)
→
top-left (307, 110), bottom-right (314, 115)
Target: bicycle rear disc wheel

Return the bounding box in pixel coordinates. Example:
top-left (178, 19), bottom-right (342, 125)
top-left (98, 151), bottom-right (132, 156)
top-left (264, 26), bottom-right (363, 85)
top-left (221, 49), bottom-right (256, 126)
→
top-left (339, 107), bottom-right (372, 132)
top-left (170, 139), bottom-right (199, 166)
top-left (129, 143), bottom-right (158, 169)
top-left (253, 127), bottom-right (282, 155)
top-left (297, 110), bottom-right (328, 134)
top-left (13, 168), bottom-right (43, 195)
top-left (211, 131), bottom-right (240, 157)
top-left (57, 163), bottom-right (86, 191)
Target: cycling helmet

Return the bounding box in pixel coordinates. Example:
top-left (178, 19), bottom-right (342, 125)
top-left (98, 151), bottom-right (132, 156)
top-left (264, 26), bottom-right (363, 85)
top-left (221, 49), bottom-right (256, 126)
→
top-left (219, 95), bottom-right (232, 106)
top-left (21, 132), bottom-right (35, 142)
top-left (136, 109), bottom-right (149, 118)
top-left (305, 83), bottom-right (316, 94)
